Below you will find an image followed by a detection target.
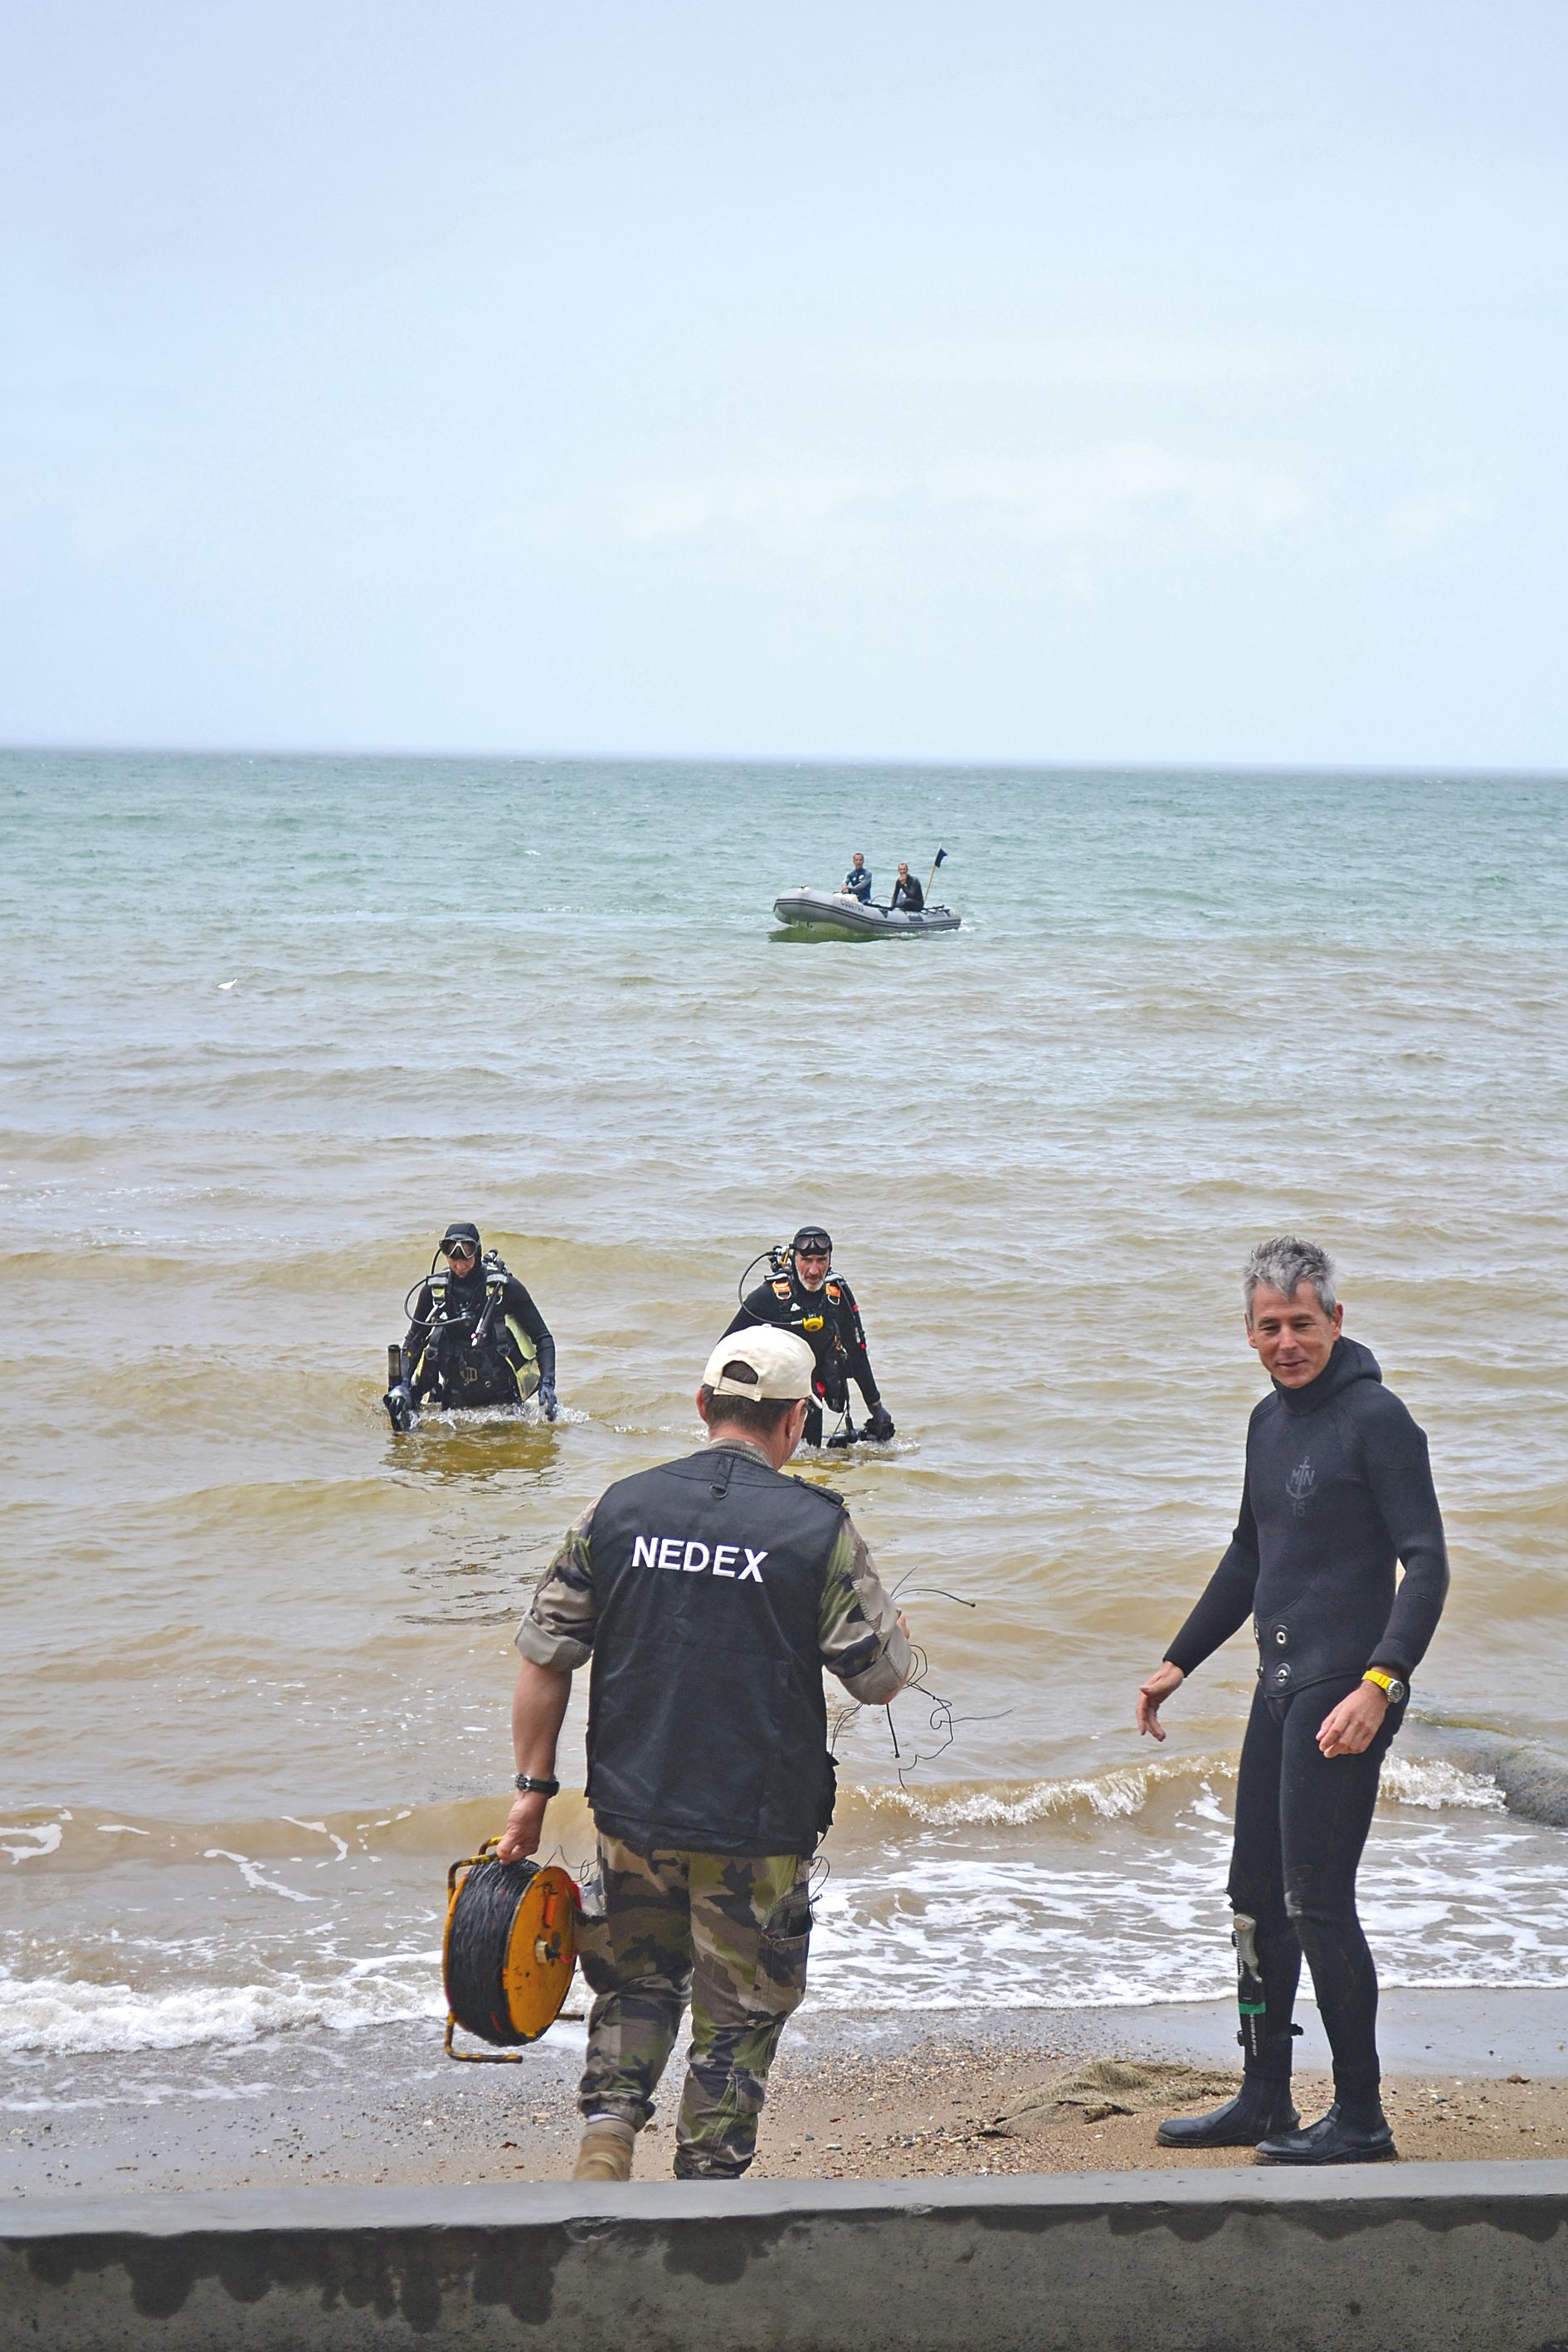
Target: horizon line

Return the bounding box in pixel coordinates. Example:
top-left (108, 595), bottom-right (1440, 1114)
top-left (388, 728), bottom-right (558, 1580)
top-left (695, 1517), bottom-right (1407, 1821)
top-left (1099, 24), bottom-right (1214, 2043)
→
top-left (2, 738), bottom-right (1566, 783)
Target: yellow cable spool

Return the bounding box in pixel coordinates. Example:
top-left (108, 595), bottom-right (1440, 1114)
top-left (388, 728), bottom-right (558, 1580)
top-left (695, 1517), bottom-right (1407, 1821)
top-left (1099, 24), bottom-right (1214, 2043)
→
top-left (442, 1841), bottom-right (578, 2062)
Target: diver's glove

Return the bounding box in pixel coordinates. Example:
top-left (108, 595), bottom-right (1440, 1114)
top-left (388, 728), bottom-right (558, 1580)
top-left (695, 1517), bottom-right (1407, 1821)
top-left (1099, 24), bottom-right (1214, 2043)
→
top-left (864, 1401), bottom-right (895, 1442)
top-left (383, 1385), bottom-right (415, 1434)
top-left (538, 1380), bottom-right (559, 1422)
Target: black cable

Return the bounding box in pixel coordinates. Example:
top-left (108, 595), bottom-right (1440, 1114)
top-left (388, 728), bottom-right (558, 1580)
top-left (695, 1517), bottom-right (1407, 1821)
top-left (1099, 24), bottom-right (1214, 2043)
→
top-left (403, 1248), bottom-right (447, 1325)
top-left (735, 1248), bottom-right (779, 1307)
top-left (445, 1856), bottom-right (539, 2046)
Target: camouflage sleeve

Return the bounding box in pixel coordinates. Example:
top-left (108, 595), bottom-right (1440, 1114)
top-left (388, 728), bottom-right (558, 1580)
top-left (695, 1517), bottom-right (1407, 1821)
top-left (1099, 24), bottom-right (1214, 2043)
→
top-left (818, 1511), bottom-right (912, 1703)
top-left (514, 1502), bottom-right (598, 1673)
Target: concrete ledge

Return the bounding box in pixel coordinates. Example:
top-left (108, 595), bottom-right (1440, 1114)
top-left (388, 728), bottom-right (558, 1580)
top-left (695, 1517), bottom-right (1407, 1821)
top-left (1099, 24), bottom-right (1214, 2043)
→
top-left (5, 2163), bottom-right (1568, 2351)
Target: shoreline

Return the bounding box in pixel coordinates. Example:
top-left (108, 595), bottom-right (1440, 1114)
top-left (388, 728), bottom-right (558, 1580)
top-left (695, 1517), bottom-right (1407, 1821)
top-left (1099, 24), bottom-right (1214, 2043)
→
top-left (5, 1990), bottom-right (1565, 2199)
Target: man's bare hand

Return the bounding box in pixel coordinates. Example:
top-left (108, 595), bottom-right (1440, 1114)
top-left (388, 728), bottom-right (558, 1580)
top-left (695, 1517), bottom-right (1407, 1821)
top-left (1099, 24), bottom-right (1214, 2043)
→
top-left (1317, 1682), bottom-right (1388, 1759)
top-left (494, 1790), bottom-right (549, 1863)
top-left (1136, 1662), bottom-right (1185, 1741)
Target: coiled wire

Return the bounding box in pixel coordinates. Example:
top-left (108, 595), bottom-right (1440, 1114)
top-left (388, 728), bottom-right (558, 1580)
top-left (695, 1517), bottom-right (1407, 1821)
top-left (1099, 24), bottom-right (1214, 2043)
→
top-left (445, 1855), bottom-right (539, 2046)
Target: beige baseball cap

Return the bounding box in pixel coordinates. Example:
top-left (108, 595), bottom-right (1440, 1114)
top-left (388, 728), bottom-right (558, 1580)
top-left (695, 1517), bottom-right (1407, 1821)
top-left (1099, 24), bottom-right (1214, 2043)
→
top-left (701, 1327), bottom-right (816, 1402)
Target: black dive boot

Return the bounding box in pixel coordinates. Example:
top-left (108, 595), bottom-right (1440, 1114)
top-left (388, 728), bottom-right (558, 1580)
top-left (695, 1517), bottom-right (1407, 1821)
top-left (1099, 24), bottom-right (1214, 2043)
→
top-left (1157, 2073), bottom-right (1298, 2150)
top-left (1256, 2100), bottom-right (1395, 2165)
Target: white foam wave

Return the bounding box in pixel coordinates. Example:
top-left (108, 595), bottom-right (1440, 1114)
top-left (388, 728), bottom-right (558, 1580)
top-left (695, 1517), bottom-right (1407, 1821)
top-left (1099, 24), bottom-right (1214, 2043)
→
top-left (845, 1751), bottom-right (1504, 1829)
top-left (0, 1957), bottom-right (444, 2056)
top-left (855, 1759), bottom-right (1236, 1827)
top-left (203, 1848), bottom-right (323, 1904)
top-left (1, 1822), bottom-right (63, 1863)
top-left (1380, 1757), bottom-right (1505, 1812)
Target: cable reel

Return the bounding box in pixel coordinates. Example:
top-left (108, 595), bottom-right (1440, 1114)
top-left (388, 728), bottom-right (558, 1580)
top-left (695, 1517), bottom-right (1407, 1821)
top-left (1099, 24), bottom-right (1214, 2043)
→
top-left (442, 1840), bottom-right (578, 2062)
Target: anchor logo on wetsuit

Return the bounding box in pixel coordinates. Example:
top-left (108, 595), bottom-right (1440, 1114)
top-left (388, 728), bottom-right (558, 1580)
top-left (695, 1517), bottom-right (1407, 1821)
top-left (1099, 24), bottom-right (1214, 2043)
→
top-left (1286, 1455), bottom-right (1316, 1518)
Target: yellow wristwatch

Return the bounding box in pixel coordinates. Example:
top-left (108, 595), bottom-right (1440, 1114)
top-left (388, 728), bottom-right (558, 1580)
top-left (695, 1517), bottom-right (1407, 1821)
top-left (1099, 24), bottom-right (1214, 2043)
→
top-left (1362, 1668), bottom-right (1406, 1705)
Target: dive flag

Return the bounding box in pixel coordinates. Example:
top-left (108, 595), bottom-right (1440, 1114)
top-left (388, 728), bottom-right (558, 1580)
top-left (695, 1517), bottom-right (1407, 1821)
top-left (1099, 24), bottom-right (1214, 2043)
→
top-left (933, 845), bottom-right (947, 868)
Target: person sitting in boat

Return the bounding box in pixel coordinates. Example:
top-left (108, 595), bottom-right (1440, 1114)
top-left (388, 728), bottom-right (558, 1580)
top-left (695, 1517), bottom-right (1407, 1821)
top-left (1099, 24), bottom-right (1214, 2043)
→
top-left (890, 862), bottom-right (925, 912)
top-left (724, 1225), bottom-right (894, 1448)
top-left (839, 852), bottom-right (873, 903)
top-left (389, 1222), bottom-right (558, 1422)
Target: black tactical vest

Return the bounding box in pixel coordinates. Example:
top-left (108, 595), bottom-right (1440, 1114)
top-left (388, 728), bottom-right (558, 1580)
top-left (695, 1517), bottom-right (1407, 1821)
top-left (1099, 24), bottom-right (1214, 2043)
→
top-left (585, 1444), bottom-right (846, 1856)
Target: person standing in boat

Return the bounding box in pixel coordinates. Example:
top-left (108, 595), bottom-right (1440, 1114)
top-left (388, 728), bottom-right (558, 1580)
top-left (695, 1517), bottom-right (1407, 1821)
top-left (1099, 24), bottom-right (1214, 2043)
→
top-left (725, 1225), bottom-right (894, 1446)
top-left (840, 852), bottom-right (873, 903)
top-left (890, 862), bottom-right (925, 912)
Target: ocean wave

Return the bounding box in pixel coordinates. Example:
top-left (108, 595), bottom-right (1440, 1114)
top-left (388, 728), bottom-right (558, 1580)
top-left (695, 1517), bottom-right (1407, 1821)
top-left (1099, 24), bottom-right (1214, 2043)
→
top-left (1379, 1757), bottom-right (1505, 1812)
top-left (836, 1751), bottom-right (1504, 1830)
top-left (0, 1957), bottom-right (444, 2057)
top-left (845, 1760), bottom-right (1235, 1827)
top-left (2, 1776), bottom-right (1558, 2054)
top-left (0, 1754), bottom-right (1509, 1889)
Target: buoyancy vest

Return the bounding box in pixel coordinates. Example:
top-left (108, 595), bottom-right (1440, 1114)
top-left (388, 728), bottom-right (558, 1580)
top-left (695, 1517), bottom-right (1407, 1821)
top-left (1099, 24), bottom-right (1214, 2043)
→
top-left (416, 1265), bottom-right (536, 1402)
top-left (584, 1445), bottom-right (846, 1855)
top-left (763, 1275), bottom-right (850, 1400)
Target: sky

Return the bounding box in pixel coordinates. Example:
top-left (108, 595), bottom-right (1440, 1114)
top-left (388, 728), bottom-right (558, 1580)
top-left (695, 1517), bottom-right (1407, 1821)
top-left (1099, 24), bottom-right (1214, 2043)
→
top-left (2, 1), bottom-right (1565, 767)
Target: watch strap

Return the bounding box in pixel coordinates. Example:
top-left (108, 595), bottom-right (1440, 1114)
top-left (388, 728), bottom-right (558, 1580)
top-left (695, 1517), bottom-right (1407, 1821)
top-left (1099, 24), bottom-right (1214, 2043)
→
top-left (514, 1773), bottom-right (560, 1797)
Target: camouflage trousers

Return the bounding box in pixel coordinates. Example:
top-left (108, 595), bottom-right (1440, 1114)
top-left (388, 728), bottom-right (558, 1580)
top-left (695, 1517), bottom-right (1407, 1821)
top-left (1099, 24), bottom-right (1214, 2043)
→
top-left (573, 1831), bottom-right (812, 2179)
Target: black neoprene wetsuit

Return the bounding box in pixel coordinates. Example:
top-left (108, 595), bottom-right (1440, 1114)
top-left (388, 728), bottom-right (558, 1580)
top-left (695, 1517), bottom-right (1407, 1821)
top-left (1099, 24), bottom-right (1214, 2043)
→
top-left (403, 1266), bottom-right (555, 1406)
top-left (1165, 1338), bottom-right (1448, 2106)
top-left (890, 874), bottom-right (924, 910)
top-left (724, 1273), bottom-right (881, 1443)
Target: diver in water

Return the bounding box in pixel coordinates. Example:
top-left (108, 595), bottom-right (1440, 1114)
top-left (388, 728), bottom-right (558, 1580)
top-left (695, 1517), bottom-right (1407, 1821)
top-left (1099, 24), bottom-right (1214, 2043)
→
top-left (725, 1225), bottom-right (894, 1447)
top-left (386, 1222), bottom-right (558, 1428)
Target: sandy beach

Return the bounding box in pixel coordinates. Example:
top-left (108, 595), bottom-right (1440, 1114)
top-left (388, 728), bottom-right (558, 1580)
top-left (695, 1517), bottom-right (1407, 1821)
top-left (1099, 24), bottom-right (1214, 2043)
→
top-left (7, 1994), bottom-right (1565, 2199)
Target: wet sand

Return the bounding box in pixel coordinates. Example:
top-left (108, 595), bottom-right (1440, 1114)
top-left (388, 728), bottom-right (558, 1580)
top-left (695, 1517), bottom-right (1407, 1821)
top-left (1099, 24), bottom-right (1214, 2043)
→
top-left (5, 1994), bottom-right (1566, 2197)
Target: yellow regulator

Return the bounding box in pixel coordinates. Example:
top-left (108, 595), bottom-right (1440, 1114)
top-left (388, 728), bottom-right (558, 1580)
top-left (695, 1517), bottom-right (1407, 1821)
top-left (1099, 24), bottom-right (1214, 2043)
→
top-left (441, 1841), bottom-right (578, 2062)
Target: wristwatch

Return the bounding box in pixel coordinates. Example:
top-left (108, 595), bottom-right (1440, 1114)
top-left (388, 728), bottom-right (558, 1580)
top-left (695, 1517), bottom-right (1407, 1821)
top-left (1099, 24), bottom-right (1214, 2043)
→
top-left (514, 1773), bottom-right (560, 1797)
top-left (1362, 1670), bottom-right (1407, 1706)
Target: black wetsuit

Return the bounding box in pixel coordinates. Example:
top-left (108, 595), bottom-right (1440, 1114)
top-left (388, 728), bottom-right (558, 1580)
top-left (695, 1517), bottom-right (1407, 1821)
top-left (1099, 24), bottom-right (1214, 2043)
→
top-left (890, 874), bottom-right (924, 910)
top-left (724, 1272), bottom-right (882, 1444)
top-left (403, 1265), bottom-right (555, 1408)
top-left (1165, 1337), bottom-right (1448, 2105)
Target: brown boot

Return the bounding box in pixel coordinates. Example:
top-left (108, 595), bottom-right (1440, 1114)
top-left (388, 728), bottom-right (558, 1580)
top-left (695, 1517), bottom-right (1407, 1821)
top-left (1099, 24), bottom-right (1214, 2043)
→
top-left (572, 2118), bottom-right (636, 2183)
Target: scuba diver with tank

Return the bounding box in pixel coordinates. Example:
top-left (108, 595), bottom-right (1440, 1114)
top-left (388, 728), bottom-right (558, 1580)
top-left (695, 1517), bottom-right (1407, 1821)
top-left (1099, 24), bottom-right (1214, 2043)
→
top-left (725, 1225), bottom-right (894, 1449)
top-left (385, 1222), bottom-right (558, 1431)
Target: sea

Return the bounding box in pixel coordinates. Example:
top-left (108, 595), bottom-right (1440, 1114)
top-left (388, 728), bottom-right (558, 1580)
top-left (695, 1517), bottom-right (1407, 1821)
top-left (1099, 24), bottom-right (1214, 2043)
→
top-left (2, 750), bottom-right (1566, 2071)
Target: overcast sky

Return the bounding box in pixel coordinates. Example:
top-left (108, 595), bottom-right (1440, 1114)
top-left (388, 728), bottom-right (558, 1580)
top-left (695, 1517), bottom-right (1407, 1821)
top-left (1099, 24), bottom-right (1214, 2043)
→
top-left (2, 2), bottom-right (1565, 766)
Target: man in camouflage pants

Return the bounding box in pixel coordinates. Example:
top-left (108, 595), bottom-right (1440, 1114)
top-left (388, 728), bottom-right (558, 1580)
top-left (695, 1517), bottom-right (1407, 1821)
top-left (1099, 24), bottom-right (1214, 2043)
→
top-left (497, 1327), bottom-right (913, 2181)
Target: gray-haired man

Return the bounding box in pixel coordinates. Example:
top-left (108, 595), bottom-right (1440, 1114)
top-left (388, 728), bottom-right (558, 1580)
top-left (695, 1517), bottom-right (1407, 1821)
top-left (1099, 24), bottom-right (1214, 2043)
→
top-left (1136, 1238), bottom-right (1449, 2164)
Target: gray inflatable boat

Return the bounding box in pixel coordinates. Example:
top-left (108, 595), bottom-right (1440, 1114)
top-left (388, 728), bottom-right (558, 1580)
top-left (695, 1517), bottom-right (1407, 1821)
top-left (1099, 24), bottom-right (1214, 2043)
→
top-left (772, 887), bottom-right (962, 940)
